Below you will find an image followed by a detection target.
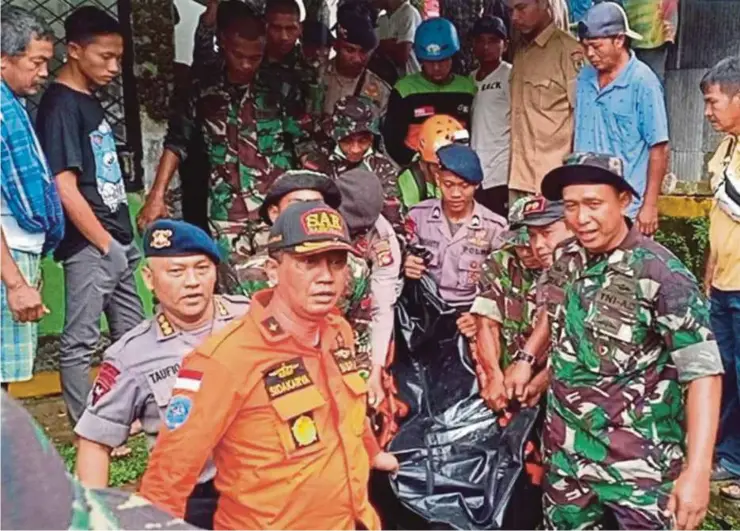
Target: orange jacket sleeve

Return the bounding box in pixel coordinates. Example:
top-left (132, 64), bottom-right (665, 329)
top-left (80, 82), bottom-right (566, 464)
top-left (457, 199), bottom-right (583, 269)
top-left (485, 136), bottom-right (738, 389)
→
top-left (138, 352), bottom-right (243, 517)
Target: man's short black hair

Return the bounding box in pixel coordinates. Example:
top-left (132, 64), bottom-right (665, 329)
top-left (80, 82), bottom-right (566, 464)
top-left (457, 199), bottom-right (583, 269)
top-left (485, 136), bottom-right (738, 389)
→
top-left (701, 55), bottom-right (740, 97)
top-left (265, 0), bottom-right (301, 19)
top-left (217, 0), bottom-right (266, 39)
top-left (65, 6), bottom-right (121, 45)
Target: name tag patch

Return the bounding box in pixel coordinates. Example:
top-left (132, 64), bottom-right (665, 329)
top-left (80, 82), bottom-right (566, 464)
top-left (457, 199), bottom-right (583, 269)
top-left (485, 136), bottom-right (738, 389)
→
top-left (263, 358), bottom-right (313, 399)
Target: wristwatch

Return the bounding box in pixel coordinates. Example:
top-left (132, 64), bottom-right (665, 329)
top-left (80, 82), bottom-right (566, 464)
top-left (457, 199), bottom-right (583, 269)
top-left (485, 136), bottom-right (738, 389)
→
top-left (513, 349), bottom-right (536, 366)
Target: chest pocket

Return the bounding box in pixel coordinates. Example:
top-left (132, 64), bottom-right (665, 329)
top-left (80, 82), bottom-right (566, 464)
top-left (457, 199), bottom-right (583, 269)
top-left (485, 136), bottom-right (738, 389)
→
top-left (583, 276), bottom-right (644, 374)
top-left (456, 253), bottom-right (483, 289)
top-left (610, 112), bottom-right (640, 150)
top-left (528, 77), bottom-right (563, 112)
top-left (270, 386), bottom-right (327, 457)
top-left (341, 372), bottom-right (369, 436)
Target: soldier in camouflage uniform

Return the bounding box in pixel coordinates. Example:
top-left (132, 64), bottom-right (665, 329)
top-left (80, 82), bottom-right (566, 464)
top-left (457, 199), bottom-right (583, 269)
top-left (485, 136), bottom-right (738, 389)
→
top-left (320, 4), bottom-right (392, 118)
top-left (191, 0), bottom-right (321, 155)
top-left (306, 95), bottom-right (403, 234)
top-left (469, 197), bottom-right (542, 410)
top-left (506, 153), bottom-right (724, 530)
top-left (139, 6), bottom-right (309, 293)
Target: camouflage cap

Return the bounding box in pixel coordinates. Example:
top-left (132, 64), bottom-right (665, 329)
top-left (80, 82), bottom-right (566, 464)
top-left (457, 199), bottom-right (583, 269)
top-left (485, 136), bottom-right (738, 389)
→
top-left (500, 226), bottom-right (530, 247)
top-left (541, 152), bottom-right (640, 201)
top-left (509, 195), bottom-right (565, 228)
top-left (329, 95), bottom-right (380, 142)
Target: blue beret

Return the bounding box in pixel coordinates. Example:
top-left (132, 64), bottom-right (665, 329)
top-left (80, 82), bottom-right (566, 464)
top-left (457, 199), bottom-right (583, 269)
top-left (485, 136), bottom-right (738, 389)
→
top-left (143, 219), bottom-right (221, 264)
top-left (437, 143), bottom-right (483, 185)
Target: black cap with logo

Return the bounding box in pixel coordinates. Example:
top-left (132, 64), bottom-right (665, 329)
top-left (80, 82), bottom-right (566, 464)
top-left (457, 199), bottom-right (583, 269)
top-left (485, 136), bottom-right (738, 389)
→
top-left (267, 201), bottom-right (356, 256)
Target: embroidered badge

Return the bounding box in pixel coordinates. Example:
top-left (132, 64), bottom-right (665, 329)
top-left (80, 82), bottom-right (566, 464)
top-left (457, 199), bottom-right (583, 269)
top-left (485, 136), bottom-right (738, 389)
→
top-left (157, 313), bottom-right (175, 337)
top-left (301, 208), bottom-right (345, 237)
top-left (290, 413), bottom-right (319, 448)
top-left (150, 229), bottom-right (173, 249)
top-left (331, 333), bottom-right (358, 375)
top-left (261, 316), bottom-right (283, 336)
top-left (263, 358), bottom-right (313, 399)
top-left (523, 197), bottom-right (546, 216)
top-left (165, 395), bottom-right (193, 430)
top-left (91, 362), bottom-right (120, 406)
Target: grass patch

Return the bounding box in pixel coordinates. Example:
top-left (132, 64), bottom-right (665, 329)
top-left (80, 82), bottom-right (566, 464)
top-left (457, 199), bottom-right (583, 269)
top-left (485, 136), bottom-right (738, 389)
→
top-left (55, 434), bottom-right (150, 488)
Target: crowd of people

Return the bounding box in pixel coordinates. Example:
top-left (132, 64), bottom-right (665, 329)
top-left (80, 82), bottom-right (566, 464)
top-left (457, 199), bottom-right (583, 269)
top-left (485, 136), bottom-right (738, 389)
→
top-left (1, 0), bottom-right (740, 529)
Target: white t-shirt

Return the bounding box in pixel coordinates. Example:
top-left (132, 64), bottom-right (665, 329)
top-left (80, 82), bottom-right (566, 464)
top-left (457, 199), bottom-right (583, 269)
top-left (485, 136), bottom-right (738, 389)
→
top-left (376, 13), bottom-right (391, 40)
top-left (0, 194), bottom-right (45, 254)
top-left (471, 62), bottom-right (512, 190)
top-left (387, 1), bottom-right (422, 74)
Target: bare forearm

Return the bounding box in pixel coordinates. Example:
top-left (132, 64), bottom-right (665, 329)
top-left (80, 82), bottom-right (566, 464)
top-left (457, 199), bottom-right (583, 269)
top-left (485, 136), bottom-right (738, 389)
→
top-left (0, 230), bottom-right (25, 289)
top-left (476, 318), bottom-right (504, 378)
top-left (525, 309), bottom-right (552, 365)
top-left (684, 375), bottom-right (722, 473)
top-left (76, 438), bottom-right (112, 488)
top-left (644, 143), bottom-right (669, 207)
top-left (55, 171), bottom-right (112, 252)
top-left (150, 149), bottom-right (180, 198)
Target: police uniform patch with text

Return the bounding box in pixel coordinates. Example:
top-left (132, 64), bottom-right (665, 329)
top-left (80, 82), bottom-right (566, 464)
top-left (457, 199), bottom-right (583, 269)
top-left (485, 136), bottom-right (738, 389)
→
top-left (91, 362), bottom-right (120, 406)
top-left (263, 358), bottom-right (314, 399)
top-left (373, 238), bottom-right (394, 267)
top-left (290, 412), bottom-right (320, 448)
top-left (331, 333), bottom-right (358, 375)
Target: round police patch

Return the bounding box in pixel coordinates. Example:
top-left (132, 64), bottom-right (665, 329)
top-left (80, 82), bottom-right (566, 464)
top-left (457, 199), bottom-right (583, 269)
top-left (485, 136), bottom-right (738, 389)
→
top-left (165, 395), bottom-right (192, 430)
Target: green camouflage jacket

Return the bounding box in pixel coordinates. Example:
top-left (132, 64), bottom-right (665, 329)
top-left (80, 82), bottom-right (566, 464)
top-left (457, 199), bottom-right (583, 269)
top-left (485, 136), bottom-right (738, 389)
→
top-left (471, 248), bottom-right (540, 367)
top-left (542, 225), bottom-right (723, 486)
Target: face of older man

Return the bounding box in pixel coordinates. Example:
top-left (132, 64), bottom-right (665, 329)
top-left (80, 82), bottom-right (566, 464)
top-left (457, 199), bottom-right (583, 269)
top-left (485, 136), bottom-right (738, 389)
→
top-left (1, 36), bottom-right (53, 96)
top-left (143, 255), bottom-right (218, 328)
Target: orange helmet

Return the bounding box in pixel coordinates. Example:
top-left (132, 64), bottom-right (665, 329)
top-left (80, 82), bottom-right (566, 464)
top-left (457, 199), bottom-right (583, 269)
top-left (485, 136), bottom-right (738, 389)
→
top-left (416, 115), bottom-right (470, 164)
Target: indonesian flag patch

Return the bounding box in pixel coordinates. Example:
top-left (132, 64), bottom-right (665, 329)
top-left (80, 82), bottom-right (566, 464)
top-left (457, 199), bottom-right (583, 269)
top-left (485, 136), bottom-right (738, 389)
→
top-left (173, 369), bottom-right (203, 392)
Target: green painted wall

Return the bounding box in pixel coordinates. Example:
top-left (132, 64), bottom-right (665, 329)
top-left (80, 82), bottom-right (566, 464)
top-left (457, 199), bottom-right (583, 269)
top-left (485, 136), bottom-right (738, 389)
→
top-left (38, 194), bottom-right (155, 337)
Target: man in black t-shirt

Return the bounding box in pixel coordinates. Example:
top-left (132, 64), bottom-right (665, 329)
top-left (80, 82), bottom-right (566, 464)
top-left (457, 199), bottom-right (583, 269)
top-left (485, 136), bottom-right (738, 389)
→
top-left (35, 7), bottom-right (144, 428)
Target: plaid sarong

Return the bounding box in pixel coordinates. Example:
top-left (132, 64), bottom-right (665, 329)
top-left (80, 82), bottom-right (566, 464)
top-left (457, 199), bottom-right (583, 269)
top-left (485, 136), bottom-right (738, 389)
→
top-left (0, 249), bottom-right (41, 383)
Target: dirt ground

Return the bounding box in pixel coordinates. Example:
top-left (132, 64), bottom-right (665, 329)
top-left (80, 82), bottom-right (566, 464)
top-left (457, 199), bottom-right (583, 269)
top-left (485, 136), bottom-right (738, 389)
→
top-left (22, 394), bottom-right (74, 445)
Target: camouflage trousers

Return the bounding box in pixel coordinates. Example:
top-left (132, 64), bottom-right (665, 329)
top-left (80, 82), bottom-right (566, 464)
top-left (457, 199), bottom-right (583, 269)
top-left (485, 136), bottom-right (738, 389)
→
top-left (543, 472), bottom-right (674, 530)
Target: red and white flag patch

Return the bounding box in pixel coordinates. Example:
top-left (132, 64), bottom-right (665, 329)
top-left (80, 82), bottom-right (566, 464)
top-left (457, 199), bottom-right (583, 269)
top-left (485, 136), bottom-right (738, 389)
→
top-left (174, 369), bottom-right (203, 392)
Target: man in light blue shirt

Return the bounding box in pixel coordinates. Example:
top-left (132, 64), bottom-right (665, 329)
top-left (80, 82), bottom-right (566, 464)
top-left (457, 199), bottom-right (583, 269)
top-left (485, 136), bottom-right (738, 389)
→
top-left (574, 1), bottom-right (669, 234)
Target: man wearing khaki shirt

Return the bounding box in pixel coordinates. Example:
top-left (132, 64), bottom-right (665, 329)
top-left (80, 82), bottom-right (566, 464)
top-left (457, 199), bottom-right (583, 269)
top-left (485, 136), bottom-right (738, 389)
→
top-left (508, 0), bottom-right (583, 200)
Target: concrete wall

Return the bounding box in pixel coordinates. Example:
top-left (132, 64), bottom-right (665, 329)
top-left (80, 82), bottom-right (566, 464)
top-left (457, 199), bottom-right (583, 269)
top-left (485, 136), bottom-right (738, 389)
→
top-left (665, 0), bottom-right (740, 192)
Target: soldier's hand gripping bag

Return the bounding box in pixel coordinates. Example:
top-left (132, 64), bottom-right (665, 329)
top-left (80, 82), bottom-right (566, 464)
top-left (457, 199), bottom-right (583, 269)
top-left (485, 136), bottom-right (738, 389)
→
top-left (372, 275), bottom-right (540, 530)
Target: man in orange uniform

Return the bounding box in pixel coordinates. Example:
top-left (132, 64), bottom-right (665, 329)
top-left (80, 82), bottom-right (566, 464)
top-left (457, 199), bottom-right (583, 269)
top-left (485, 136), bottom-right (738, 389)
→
top-left (139, 200), bottom-right (398, 529)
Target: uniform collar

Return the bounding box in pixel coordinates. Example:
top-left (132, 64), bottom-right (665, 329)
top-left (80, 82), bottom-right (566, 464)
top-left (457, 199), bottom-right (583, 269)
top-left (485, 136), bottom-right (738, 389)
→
top-left (427, 200), bottom-right (485, 227)
top-left (154, 296), bottom-right (235, 341)
top-left (249, 288), bottom-right (341, 347)
top-left (588, 51), bottom-right (638, 92)
top-left (570, 222), bottom-right (643, 277)
top-left (533, 23), bottom-right (557, 48)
